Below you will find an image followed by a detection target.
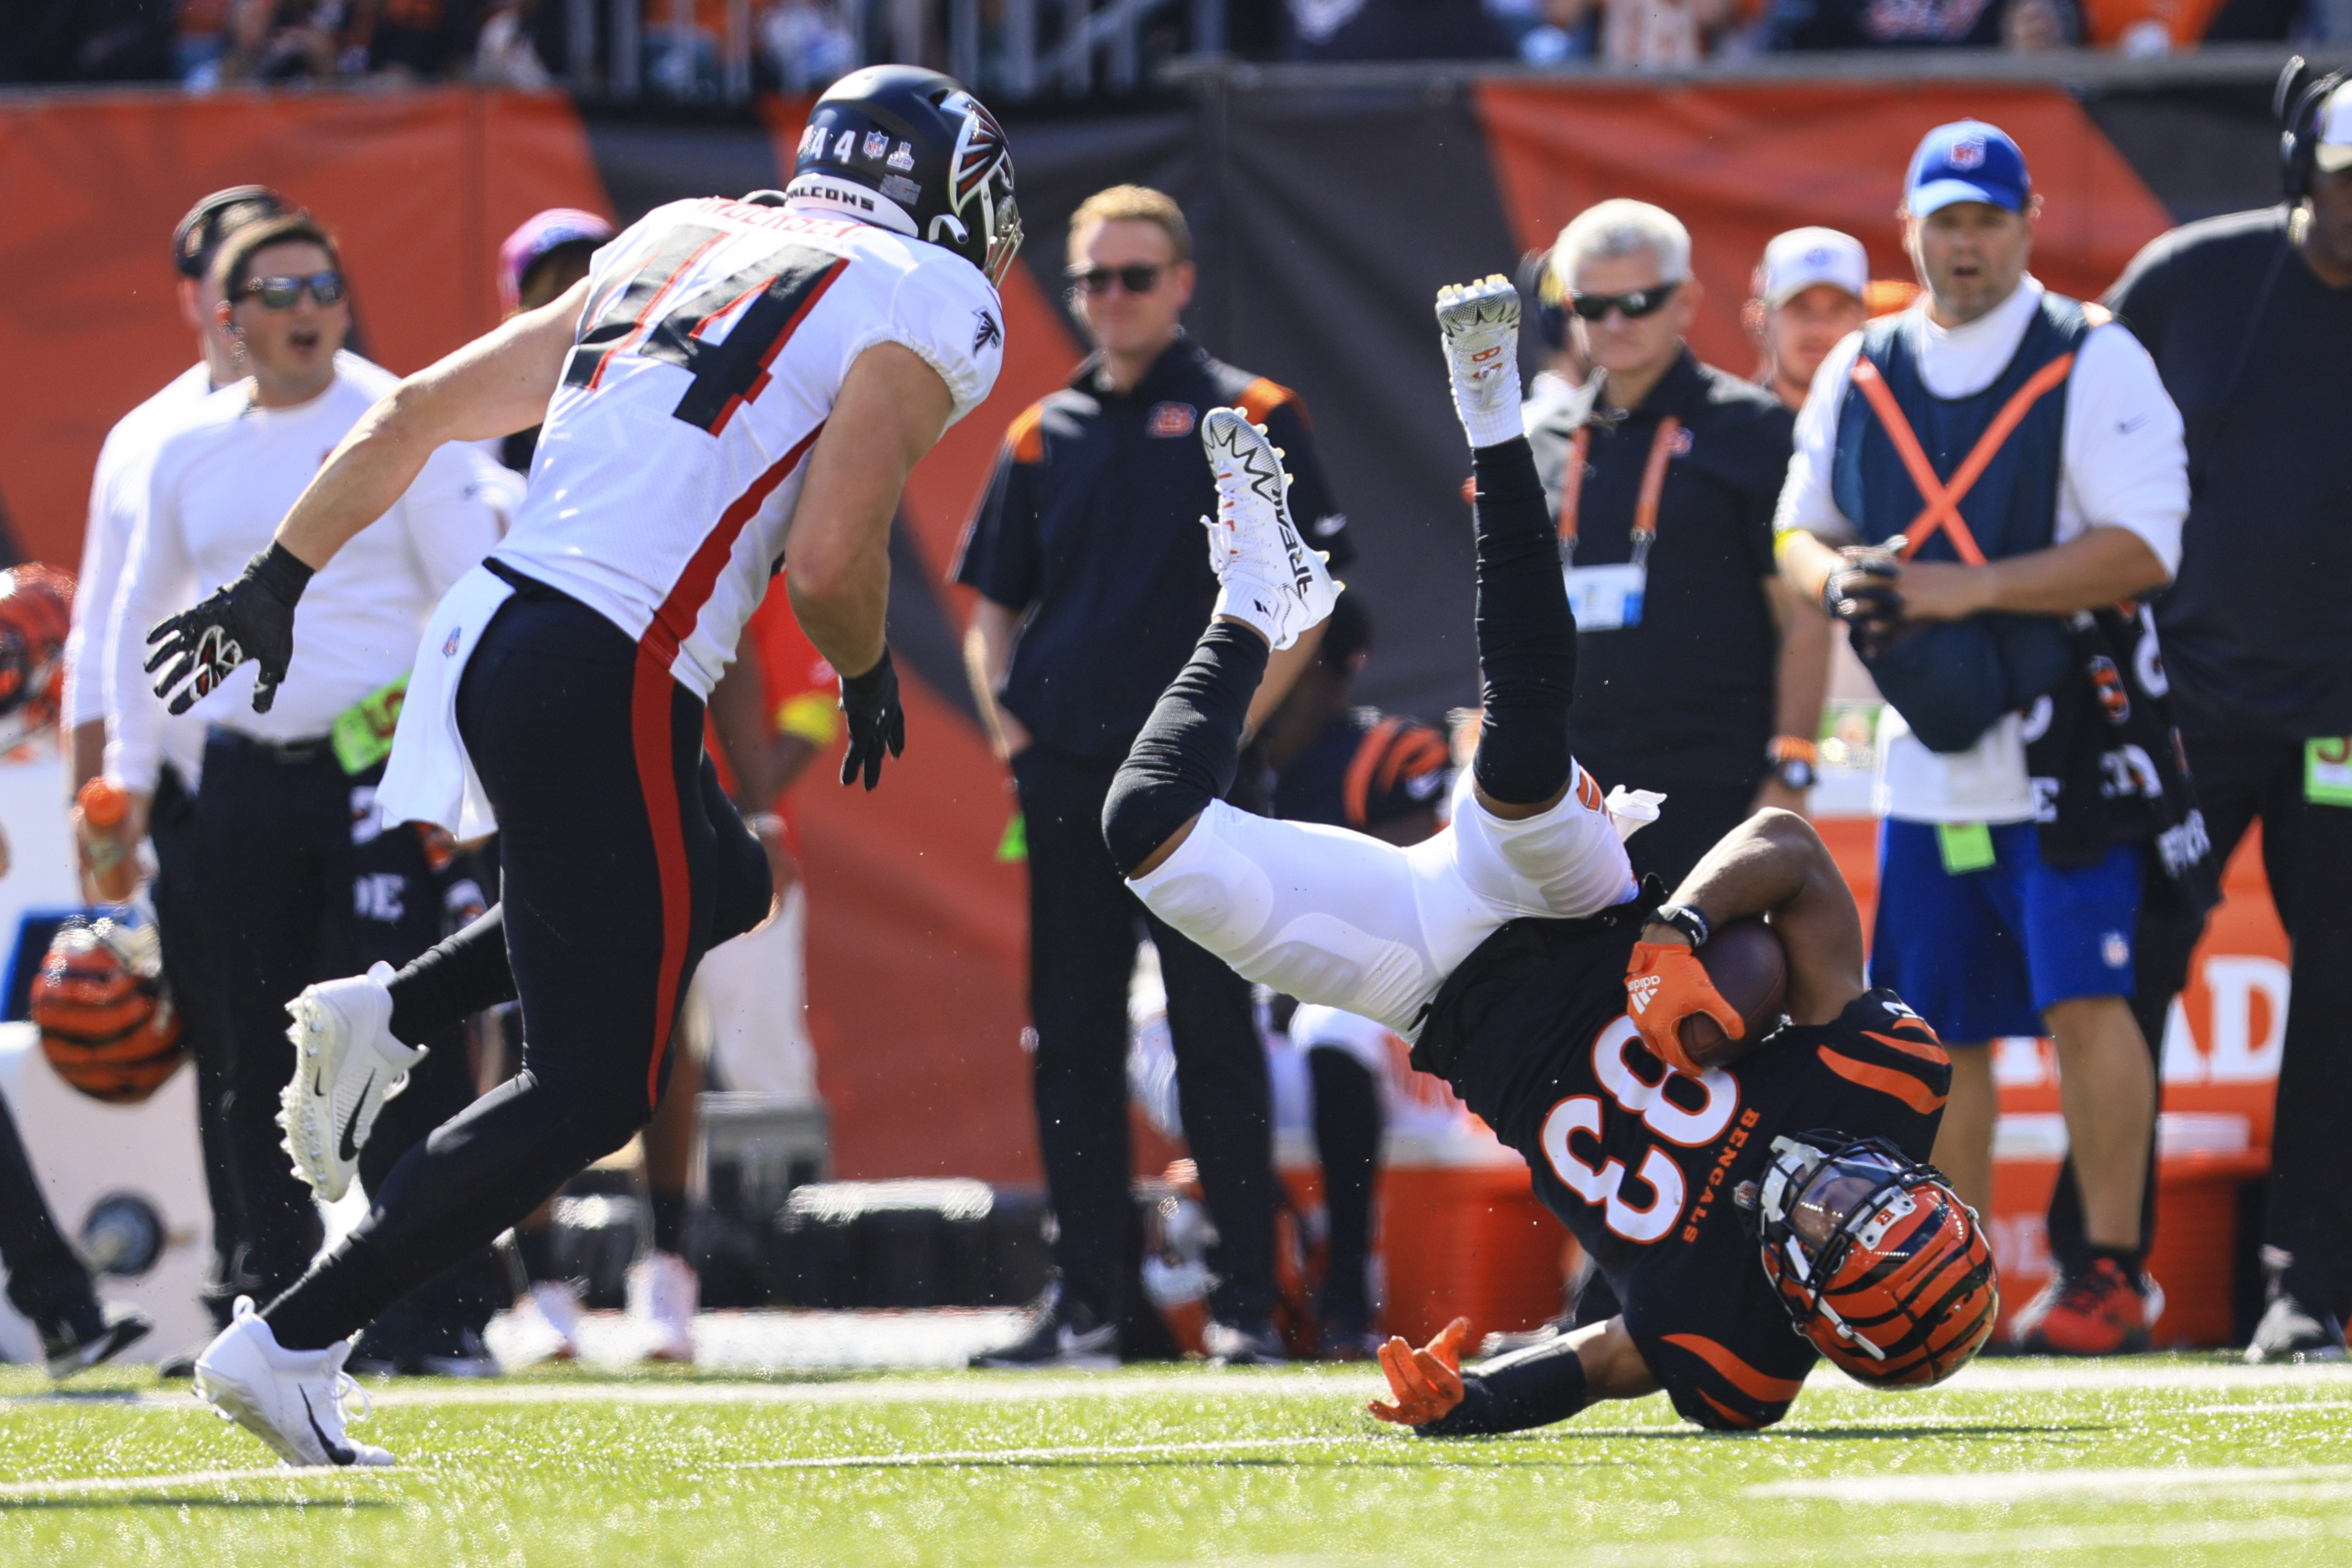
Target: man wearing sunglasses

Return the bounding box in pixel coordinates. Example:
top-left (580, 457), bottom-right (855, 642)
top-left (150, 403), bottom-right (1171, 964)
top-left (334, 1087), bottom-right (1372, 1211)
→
top-left (955, 184), bottom-right (1353, 1368)
top-left (103, 210), bottom-right (515, 1376)
top-left (63, 185), bottom-right (286, 1362)
top-left (1525, 201), bottom-right (1807, 889)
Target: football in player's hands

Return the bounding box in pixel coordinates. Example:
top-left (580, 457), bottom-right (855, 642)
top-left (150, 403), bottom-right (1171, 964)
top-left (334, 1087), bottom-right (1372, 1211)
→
top-left (1678, 918), bottom-right (1790, 1069)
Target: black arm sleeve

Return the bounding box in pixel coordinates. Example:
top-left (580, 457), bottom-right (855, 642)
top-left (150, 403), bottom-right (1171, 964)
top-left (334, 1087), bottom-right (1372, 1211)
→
top-left (1414, 1332), bottom-right (1592, 1438)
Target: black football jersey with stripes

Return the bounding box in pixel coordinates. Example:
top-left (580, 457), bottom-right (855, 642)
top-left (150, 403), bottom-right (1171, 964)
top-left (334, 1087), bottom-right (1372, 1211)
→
top-left (1415, 903), bottom-right (1951, 1294)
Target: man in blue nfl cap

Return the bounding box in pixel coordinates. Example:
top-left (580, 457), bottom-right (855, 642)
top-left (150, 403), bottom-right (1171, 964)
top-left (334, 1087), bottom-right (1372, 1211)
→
top-left (1775, 121), bottom-right (2204, 1354)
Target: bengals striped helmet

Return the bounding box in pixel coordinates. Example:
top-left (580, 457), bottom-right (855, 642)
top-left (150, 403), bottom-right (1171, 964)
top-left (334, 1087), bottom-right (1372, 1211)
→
top-left (0, 564), bottom-right (73, 752)
top-left (1755, 1132), bottom-right (1996, 1387)
top-left (32, 917), bottom-right (184, 1104)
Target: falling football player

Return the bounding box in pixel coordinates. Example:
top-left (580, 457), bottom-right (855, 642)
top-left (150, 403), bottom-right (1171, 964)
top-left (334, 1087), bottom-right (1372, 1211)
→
top-left (143, 65), bottom-right (1018, 1466)
top-left (1099, 275), bottom-right (1997, 1435)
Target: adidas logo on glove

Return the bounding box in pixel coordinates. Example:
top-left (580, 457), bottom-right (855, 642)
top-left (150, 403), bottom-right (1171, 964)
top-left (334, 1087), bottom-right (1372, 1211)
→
top-left (1627, 975), bottom-right (1661, 1013)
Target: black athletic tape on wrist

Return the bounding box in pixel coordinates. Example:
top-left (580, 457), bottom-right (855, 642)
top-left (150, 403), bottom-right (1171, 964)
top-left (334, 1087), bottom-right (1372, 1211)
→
top-left (250, 542), bottom-right (315, 606)
top-left (1654, 902), bottom-right (1711, 949)
top-left (841, 648), bottom-right (895, 700)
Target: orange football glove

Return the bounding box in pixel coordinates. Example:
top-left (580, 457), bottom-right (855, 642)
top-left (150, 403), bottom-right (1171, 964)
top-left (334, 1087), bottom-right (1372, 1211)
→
top-left (1368, 1316), bottom-right (1469, 1427)
top-left (1624, 940), bottom-right (1742, 1077)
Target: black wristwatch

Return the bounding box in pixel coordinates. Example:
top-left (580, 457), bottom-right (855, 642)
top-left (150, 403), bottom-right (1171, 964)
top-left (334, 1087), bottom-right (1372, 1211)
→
top-left (1652, 902), bottom-right (1711, 949)
top-left (1768, 736), bottom-right (1818, 791)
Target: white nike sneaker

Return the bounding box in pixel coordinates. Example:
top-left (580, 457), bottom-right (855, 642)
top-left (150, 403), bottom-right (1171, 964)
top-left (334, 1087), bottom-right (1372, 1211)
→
top-left (278, 961), bottom-right (427, 1203)
top-left (1199, 407), bottom-right (1339, 651)
top-left (191, 1299), bottom-right (394, 1468)
top-left (625, 1252), bottom-right (698, 1364)
top-left (1435, 274), bottom-right (1525, 448)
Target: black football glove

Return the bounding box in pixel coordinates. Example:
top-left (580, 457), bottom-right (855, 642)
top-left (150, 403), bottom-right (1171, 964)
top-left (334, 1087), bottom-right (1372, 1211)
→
top-left (145, 543), bottom-right (313, 716)
top-left (1821, 545), bottom-right (1906, 662)
top-left (838, 648), bottom-right (905, 791)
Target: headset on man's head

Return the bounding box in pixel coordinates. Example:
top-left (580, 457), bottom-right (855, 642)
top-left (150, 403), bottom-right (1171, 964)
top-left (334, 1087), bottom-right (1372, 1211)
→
top-left (2276, 56), bottom-right (2350, 204)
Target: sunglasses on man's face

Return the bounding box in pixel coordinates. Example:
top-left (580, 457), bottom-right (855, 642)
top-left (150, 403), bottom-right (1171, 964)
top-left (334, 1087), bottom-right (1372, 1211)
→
top-left (1569, 281), bottom-right (1679, 321)
top-left (1067, 264), bottom-right (1163, 297)
top-left (242, 271), bottom-right (346, 310)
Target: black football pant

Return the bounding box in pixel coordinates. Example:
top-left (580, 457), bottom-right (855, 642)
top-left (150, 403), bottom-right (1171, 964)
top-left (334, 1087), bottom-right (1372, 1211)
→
top-left (189, 732), bottom-right (473, 1313)
top-left (145, 762), bottom-right (241, 1324)
top-left (2102, 723), bottom-right (2352, 1316)
top-left (263, 581), bottom-right (769, 1351)
top-left (0, 1083), bottom-right (99, 1333)
top-left (1016, 744), bottom-right (1279, 1332)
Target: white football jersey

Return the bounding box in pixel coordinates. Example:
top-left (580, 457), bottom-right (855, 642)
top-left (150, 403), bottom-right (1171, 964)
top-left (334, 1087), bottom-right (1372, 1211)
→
top-left (491, 195), bottom-right (1006, 696)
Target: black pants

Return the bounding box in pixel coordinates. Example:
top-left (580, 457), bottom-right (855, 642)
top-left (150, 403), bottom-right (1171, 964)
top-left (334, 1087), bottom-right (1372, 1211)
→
top-left (263, 583), bottom-right (769, 1350)
top-left (1015, 745), bottom-right (1277, 1329)
top-left (146, 762), bottom-right (239, 1320)
top-left (190, 730), bottom-right (467, 1308)
top-left (0, 1083), bottom-right (95, 1332)
top-left (2107, 723), bottom-right (2352, 1315)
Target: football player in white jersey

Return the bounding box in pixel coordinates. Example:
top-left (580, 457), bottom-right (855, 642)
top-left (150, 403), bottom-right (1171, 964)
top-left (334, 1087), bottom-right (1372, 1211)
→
top-left (150, 66), bottom-right (1019, 1467)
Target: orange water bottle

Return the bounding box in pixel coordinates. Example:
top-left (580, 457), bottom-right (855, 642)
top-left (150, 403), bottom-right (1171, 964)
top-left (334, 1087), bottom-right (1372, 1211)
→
top-left (75, 777), bottom-right (138, 902)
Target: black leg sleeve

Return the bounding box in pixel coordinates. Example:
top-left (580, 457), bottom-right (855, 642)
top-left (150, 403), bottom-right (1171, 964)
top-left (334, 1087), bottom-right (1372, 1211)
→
top-left (1469, 436), bottom-right (1577, 808)
top-left (1102, 621), bottom-right (1270, 878)
top-left (1414, 1332), bottom-right (1592, 1438)
top-left (387, 904), bottom-right (518, 1045)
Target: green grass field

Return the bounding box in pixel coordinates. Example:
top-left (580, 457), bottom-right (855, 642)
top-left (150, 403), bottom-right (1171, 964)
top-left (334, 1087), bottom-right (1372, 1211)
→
top-left (2, 1354), bottom-right (2348, 1567)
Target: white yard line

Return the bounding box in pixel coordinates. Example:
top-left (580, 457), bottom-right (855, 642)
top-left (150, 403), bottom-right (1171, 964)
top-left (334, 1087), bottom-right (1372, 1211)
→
top-left (1750, 1462), bottom-right (2352, 1504)
top-left (362, 1370), bottom-right (1387, 1408)
top-left (0, 1465), bottom-right (400, 1498)
top-left (2187, 1398), bottom-right (2352, 1414)
top-left (1937, 1361), bottom-right (2352, 1394)
top-left (729, 1434), bottom-right (1363, 1469)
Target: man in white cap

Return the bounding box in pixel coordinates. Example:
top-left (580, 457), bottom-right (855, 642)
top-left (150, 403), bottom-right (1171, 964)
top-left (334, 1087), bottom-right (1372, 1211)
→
top-left (2104, 64), bottom-right (2352, 1364)
top-left (1744, 226), bottom-right (1870, 413)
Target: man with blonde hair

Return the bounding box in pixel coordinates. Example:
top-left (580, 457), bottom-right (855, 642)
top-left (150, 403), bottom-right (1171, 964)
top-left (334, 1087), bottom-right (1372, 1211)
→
top-left (956, 183), bottom-right (1354, 1367)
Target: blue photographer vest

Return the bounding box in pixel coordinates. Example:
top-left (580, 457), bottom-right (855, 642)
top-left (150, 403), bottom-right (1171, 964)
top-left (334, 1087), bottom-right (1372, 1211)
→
top-left (1827, 292), bottom-right (2099, 751)
top-left (1831, 290), bottom-right (2094, 560)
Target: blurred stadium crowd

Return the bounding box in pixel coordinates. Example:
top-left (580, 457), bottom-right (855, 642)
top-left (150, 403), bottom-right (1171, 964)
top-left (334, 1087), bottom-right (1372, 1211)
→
top-left (1, 0), bottom-right (2347, 102)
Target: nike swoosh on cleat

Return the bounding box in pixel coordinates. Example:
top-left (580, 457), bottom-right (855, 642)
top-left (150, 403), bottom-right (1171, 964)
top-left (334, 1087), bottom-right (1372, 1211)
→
top-left (339, 1073), bottom-right (375, 1163)
top-left (301, 1388), bottom-right (356, 1466)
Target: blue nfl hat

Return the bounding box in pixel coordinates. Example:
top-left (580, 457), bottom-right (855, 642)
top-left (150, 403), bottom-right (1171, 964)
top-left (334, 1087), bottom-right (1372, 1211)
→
top-left (1905, 121), bottom-right (2031, 215)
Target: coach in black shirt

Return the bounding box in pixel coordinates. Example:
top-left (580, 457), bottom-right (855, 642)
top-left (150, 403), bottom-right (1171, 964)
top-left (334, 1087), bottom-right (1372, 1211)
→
top-left (955, 185), bottom-right (1351, 1367)
top-left (2105, 75), bottom-right (2352, 1363)
top-left (1527, 200), bottom-right (1808, 888)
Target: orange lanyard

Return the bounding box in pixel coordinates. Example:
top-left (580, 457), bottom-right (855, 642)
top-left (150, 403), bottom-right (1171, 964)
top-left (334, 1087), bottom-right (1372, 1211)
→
top-left (1557, 416), bottom-right (1681, 567)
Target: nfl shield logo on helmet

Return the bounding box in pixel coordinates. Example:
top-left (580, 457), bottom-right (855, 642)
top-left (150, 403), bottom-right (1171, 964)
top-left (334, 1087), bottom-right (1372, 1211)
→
top-left (1949, 134), bottom-right (1986, 169)
top-left (863, 130), bottom-right (890, 160)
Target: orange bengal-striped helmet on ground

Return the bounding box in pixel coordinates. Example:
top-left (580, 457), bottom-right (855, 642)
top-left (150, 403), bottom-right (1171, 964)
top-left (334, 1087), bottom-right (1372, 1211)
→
top-left (1753, 1132), bottom-right (1996, 1387)
top-left (0, 564), bottom-right (73, 750)
top-left (32, 917), bottom-right (184, 1104)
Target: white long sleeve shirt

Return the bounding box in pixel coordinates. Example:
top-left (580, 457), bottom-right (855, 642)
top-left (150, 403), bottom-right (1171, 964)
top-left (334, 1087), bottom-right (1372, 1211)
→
top-left (1774, 276), bottom-right (2189, 823)
top-left (104, 357), bottom-right (512, 794)
top-left (68, 362), bottom-right (215, 786)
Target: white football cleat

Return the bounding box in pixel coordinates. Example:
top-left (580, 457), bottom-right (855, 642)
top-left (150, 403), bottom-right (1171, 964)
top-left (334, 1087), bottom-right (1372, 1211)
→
top-left (279, 961), bottom-right (427, 1203)
top-left (1435, 274), bottom-right (1525, 447)
top-left (191, 1298), bottom-right (394, 1468)
top-left (1199, 407), bottom-right (1338, 651)
top-left (625, 1252), bottom-right (698, 1364)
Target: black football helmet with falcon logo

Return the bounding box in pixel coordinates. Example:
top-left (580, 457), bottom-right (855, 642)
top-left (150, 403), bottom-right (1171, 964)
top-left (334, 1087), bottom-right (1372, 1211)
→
top-left (784, 65), bottom-right (1023, 289)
